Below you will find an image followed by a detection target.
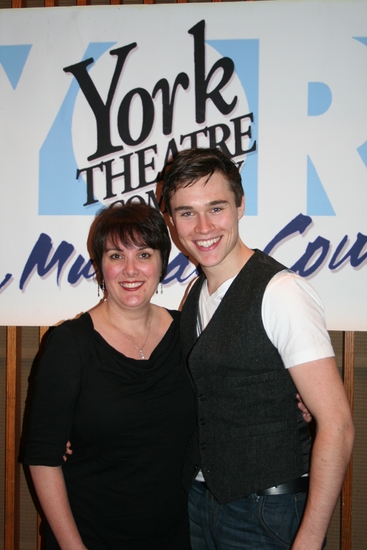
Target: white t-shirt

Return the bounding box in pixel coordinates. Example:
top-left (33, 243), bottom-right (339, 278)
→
top-left (197, 269), bottom-right (334, 368)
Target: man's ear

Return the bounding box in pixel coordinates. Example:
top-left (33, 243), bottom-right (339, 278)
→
top-left (238, 195), bottom-right (245, 219)
top-left (169, 215), bottom-right (175, 227)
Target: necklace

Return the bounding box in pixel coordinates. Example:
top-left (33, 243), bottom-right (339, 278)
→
top-left (105, 301), bottom-right (152, 359)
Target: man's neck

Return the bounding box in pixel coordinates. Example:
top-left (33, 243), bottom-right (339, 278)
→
top-left (203, 242), bottom-right (254, 295)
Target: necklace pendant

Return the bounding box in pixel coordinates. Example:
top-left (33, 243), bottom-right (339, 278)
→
top-left (104, 301), bottom-right (150, 361)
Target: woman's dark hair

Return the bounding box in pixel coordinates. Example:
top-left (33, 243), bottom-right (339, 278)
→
top-left (90, 202), bottom-right (171, 286)
top-left (162, 147), bottom-right (244, 215)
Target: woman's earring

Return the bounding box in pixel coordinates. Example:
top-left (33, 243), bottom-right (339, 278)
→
top-left (160, 283), bottom-right (163, 294)
top-left (99, 280), bottom-right (105, 297)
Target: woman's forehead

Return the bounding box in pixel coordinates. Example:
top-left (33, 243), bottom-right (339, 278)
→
top-left (105, 232), bottom-right (147, 250)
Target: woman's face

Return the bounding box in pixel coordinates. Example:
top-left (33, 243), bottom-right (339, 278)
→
top-left (101, 237), bottom-right (162, 312)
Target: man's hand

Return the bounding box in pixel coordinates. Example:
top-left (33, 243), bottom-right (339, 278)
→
top-left (290, 357), bottom-right (354, 550)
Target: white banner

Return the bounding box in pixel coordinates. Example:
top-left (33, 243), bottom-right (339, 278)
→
top-left (0, 1), bottom-right (366, 329)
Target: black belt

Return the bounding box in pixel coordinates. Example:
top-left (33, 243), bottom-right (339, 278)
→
top-left (198, 476), bottom-right (309, 496)
top-left (256, 476), bottom-right (309, 496)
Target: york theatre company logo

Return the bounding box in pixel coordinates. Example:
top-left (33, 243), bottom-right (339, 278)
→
top-left (38, 20), bottom-right (259, 215)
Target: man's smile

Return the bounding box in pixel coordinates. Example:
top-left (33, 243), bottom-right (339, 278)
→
top-left (195, 237), bottom-right (221, 248)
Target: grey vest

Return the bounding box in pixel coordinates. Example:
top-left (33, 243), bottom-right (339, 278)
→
top-left (181, 250), bottom-right (311, 504)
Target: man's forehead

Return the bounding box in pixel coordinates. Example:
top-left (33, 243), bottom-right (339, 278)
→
top-left (172, 174), bottom-right (233, 202)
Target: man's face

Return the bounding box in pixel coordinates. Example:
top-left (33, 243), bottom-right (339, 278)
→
top-left (169, 171), bottom-right (244, 272)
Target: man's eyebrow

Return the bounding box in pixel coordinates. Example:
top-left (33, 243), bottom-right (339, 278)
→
top-left (173, 200), bottom-right (229, 213)
top-left (208, 200), bottom-right (229, 207)
top-left (173, 205), bottom-right (194, 212)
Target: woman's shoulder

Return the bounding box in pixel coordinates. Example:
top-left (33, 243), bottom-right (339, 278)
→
top-left (57, 311), bottom-right (93, 334)
top-left (46, 312), bottom-right (94, 349)
top-left (165, 308), bottom-right (180, 322)
top-left (150, 304), bottom-right (180, 320)
top-left (149, 306), bottom-right (180, 340)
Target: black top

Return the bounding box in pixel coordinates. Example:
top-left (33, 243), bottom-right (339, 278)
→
top-left (22, 311), bottom-right (196, 550)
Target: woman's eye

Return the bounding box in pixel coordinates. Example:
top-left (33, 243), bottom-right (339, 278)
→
top-left (140, 252), bottom-right (151, 259)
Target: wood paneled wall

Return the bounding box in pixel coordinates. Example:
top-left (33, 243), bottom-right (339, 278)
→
top-left (4, 326), bottom-right (356, 549)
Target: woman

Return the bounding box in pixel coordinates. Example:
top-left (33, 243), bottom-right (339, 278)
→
top-left (22, 203), bottom-right (196, 550)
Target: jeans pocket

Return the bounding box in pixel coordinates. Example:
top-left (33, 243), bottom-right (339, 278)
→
top-left (259, 493), bottom-right (307, 547)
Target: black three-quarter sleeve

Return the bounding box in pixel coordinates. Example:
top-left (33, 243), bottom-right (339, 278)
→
top-left (22, 321), bottom-right (85, 466)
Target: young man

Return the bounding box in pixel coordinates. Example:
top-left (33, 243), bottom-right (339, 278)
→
top-left (162, 148), bottom-right (354, 550)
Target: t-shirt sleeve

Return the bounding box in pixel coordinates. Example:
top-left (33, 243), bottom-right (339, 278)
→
top-left (21, 322), bottom-right (84, 466)
top-left (262, 270), bottom-right (335, 369)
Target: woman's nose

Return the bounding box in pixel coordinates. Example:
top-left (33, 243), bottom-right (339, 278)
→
top-left (123, 258), bottom-right (138, 276)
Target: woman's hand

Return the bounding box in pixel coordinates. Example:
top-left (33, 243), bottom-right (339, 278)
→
top-left (297, 393), bottom-right (313, 423)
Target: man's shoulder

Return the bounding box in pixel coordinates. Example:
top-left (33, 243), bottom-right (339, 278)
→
top-left (253, 249), bottom-right (288, 272)
top-left (234, 250), bottom-right (287, 288)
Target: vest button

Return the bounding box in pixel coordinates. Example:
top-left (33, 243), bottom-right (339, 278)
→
top-left (199, 418), bottom-right (206, 426)
top-left (200, 442), bottom-right (207, 450)
top-left (199, 394), bottom-right (206, 401)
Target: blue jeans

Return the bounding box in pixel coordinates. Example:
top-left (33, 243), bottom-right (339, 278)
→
top-left (189, 480), bottom-right (308, 549)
